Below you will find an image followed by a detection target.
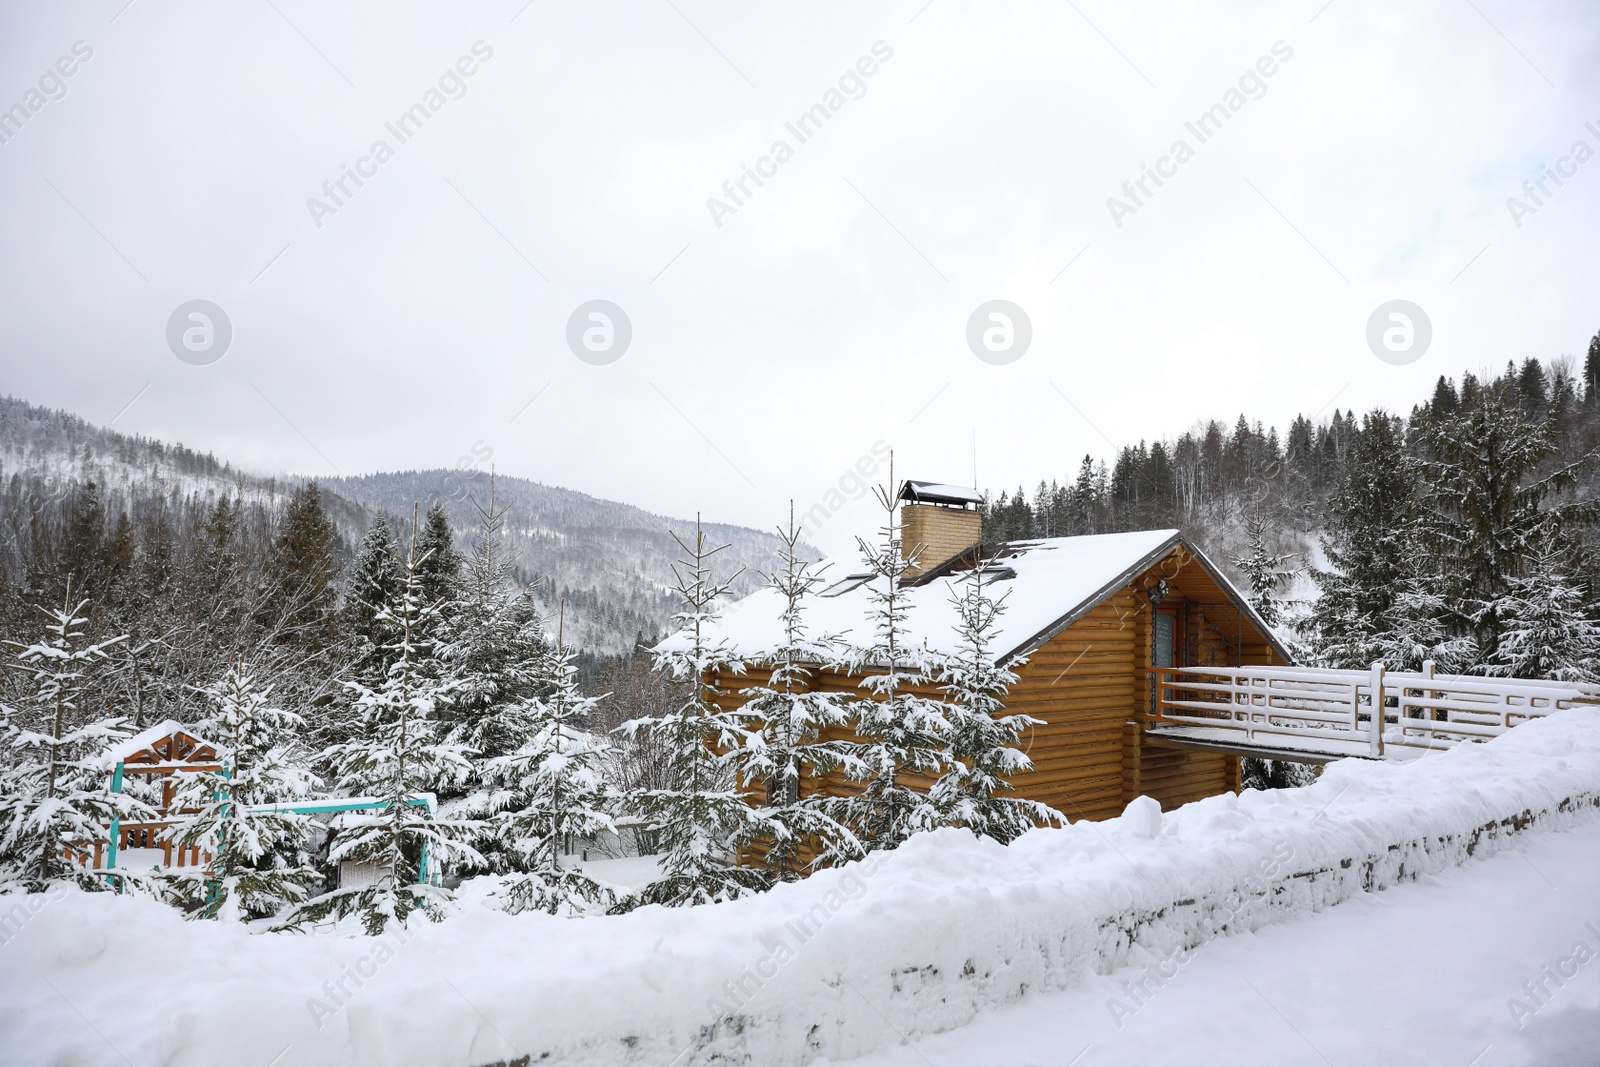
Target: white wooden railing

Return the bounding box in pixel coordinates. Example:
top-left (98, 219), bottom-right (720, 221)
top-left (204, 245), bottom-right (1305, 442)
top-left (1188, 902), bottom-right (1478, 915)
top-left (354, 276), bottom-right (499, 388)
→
top-left (1151, 662), bottom-right (1600, 760)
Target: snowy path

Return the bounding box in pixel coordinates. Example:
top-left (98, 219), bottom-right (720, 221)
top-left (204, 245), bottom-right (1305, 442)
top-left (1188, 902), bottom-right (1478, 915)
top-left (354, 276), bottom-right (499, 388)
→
top-left (830, 819), bottom-right (1600, 1067)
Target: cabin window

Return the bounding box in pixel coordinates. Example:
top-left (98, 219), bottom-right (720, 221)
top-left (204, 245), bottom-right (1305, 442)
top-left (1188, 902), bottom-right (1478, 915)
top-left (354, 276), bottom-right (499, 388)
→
top-left (1153, 612), bottom-right (1175, 668)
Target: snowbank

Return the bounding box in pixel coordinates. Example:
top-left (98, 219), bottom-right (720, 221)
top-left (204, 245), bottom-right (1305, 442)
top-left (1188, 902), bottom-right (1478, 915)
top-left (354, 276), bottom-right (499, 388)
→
top-left (5, 710), bottom-right (1600, 1067)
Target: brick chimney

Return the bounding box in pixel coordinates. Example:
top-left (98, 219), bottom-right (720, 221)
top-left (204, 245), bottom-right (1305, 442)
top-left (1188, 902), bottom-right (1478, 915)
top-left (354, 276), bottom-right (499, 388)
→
top-left (899, 481), bottom-right (983, 577)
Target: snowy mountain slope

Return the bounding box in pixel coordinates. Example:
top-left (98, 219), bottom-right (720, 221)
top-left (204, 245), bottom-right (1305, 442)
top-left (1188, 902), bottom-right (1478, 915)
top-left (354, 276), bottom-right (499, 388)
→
top-left (319, 470), bottom-right (803, 653)
top-left (0, 395), bottom-right (800, 653)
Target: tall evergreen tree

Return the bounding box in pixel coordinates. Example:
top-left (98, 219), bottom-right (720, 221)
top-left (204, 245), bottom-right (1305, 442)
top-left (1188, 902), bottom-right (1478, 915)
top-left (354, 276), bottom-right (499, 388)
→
top-left (728, 506), bottom-right (860, 881)
top-left (439, 479), bottom-right (558, 870)
top-left (1487, 547), bottom-right (1600, 682)
top-left (1308, 411), bottom-right (1422, 668)
top-left (0, 585), bottom-right (143, 890)
top-left (931, 565), bottom-right (1058, 843)
top-left (821, 473), bottom-right (950, 860)
top-left (263, 482), bottom-right (340, 651)
top-left (1585, 329), bottom-right (1600, 407)
top-left (344, 515), bottom-right (405, 685)
top-left (162, 664), bottom-right (322, 920)
top-left (489, 605), bottom-right (616, 915)
top-left (618, 518), bottom-right (771, 909)
top-left (416, 502), bottom-right (463, 616)
top-left (1230, 516), bottom-right (1297, 627)
top-left (1418, 384), bottom-right (1591, 666)
top-left (298, 512), bottom-right (480, 934)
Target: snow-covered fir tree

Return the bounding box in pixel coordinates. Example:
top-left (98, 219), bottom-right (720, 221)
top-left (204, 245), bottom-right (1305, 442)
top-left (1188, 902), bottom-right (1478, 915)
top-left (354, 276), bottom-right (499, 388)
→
top-left (1368, 559), bottom-right (1472, 673)
top-left (161, 663), bottom-right (322, 920)
top-left (437, 479), bottom-right (556, 871)
top-left (343, 514), bottom-right (405, 688)
top-left (1418, 383), bottom-right (1588, 667)
top-left (296, 511), bottom-right (481, 934)
top-left (1230, 516), bottom-right (1296, 627)
top-left (489, 604), bottom-right (616, 915)
top-left (416, 502), bottom-right (465, 615)
top-left (1487, 548), bottom-right (1600, 682)
top-left (618, 518), bottom-right (772, 909)
top-left (728, 506), bottom-right (860, 881)
top-left (820, 474), bottom-right (951, 861)
top-left (0, 584), bottom-right (144, 890)
top-left (932, 565), bottom-right (1060, 844)
top-left (1308, 411), bottom-right (1423, 669)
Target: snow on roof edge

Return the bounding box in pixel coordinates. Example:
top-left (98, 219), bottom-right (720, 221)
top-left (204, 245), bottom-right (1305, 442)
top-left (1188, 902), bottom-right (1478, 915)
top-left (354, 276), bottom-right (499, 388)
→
top-left (105, 719), bottom-right (225, 764)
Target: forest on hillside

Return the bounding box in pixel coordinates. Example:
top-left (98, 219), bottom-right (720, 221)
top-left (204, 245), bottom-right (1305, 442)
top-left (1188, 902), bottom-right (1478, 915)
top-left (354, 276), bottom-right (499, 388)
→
top-left (0, 394), bottom-right (792, 655)
top-left (981, 332), bottom-right (1600, 681)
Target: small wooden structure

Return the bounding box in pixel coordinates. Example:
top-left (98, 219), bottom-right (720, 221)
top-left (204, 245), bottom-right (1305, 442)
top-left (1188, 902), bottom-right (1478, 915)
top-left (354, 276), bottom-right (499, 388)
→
top-left (81, 720), bottom-right (225, 875)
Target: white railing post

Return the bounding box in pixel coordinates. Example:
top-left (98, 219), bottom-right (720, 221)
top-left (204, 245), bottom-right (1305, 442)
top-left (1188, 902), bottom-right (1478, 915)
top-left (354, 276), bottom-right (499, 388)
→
top-left (1369, 661), bottom-right (1385, 757)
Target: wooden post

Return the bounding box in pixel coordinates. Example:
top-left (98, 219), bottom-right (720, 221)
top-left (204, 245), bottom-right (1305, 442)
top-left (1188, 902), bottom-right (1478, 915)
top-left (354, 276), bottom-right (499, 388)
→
top-left (1369, 661), bottom-right (1385, 758)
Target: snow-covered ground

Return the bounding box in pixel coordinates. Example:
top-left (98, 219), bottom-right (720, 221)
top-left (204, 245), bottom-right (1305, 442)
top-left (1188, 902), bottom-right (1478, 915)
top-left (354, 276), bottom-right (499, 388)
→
top-left (2, 710), bottom-right (1598, 1067)
top-left (837, 816), bottom-right (1600, 1067)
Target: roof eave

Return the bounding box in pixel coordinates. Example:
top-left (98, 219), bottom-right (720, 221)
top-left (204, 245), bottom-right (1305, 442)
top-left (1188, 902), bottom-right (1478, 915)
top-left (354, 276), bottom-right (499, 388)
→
top-left (998, 531), bottom-right (1183, 665)
top-left (996, 532), bottom-right (1297, 667)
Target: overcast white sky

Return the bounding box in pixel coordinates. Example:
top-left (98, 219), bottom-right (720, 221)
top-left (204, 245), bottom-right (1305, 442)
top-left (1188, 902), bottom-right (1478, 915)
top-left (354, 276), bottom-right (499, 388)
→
top-left (2, 0), bottom-right (1598, 555)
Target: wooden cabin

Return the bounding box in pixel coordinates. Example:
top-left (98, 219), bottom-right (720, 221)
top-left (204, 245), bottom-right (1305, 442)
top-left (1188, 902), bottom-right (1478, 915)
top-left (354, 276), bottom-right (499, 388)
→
top-left (702, 481), bottom-right (1291, 821)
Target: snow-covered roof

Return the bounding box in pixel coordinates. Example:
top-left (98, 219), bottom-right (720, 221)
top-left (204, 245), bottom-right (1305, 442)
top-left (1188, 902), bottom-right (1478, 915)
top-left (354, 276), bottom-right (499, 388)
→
top-left (673, 529), bottom-right (1235, 663)
top-left (104, 719), bottom-right (225, 765)
top-left (900, 481), bottom-right (984, 507)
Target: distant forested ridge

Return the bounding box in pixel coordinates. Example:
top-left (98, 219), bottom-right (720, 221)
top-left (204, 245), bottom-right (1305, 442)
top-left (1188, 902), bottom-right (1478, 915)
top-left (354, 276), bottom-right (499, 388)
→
top-left (0, 394), bottom-right (791, 659)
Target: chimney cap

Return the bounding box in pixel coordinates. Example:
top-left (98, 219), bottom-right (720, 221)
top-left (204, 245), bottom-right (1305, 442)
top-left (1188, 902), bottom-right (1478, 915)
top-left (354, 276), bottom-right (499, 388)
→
top-left (900, 480), bottom-right (984, 508)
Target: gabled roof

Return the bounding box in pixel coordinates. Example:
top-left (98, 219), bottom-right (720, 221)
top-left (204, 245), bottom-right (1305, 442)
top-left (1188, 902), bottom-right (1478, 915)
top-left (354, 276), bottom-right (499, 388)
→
top-left (677, 529), bottom-right (1291, 665)
top-left (105, 720), bottom-right (226, 769)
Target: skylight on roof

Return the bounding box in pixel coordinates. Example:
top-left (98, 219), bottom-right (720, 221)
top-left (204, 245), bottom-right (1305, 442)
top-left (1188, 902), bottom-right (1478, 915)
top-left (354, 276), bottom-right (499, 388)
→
top-left (819, 574), bottom-right (875, 597)
top-left (972, 565), bottom-right (1017, 583)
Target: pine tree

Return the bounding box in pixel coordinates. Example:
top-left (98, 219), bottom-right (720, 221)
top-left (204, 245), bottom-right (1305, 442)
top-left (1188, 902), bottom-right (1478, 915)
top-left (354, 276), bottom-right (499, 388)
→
top-left (1585, 330), bottom-right (1600, 407)
top-left (1488, 548), bottom-right (1600, 682)
top-left (440, 477), bottom-right (558, 871)
top-left (617, 518), bottom-right (771, 909)
top-left (344, 515), bottom-right (405, 685)
top-left (728, 506), bottom-right (860, 881)
top-left (1308, 411), bottom-right (1422, 669)
top-left (262, 481), bottom-right (340, 651)
top-left (489, 605), bottom-right (616, 915)
top-left (1230, 516), bottom-right (1297, 627)
top-left (0, 584), bottom-right (144, 890)
top-left (442, 482), bottom-right (550, 763)
top-left (822, 473), bottom-right (950, 860)
top-left (296, 511), bottom-right (480, 934)
top-left (161, 664), bottom-right (322, 920)
top-left (932, 565), bottom-right (1059, 843)
top-left (1418, 384), bottom-right (1591, 666)
top-left (416, 502), bottom-right (463, 621)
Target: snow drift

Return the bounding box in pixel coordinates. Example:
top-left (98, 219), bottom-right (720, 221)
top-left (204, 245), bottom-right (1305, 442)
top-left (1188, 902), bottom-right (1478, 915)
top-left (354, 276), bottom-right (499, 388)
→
top-left (5, 710), bottom-right (1600, 1067)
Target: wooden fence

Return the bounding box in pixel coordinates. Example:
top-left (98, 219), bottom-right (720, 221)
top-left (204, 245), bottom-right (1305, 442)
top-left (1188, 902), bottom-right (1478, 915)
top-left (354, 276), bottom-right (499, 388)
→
top-left (1151, 662), bottom-right (1600, 760)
